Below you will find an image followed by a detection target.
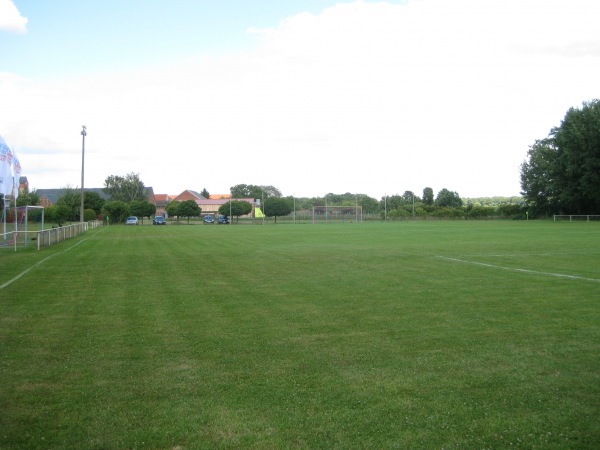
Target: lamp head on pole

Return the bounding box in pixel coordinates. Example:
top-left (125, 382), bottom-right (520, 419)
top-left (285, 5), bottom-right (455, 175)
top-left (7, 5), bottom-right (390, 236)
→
top-left (81, 125), bottom-right (87, 137)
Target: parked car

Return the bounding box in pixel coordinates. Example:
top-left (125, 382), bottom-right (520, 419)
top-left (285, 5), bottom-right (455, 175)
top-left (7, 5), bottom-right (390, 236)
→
top-left (153, 216), bottom-right (166, 225)
top-left (126, 216), bottom-right (139, 225)
top-left (218, 215), bottom-right (229, 224)
top-left (204, 215), bottom-right (215, 224)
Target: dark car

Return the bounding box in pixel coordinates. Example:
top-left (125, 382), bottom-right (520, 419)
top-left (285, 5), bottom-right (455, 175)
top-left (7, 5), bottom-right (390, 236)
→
top-left (153, 216), bottom-right (166, 225)
top-left (204, 215), bottom-right (215, 224)
top-left (217, 215), bottom-right (229, 224)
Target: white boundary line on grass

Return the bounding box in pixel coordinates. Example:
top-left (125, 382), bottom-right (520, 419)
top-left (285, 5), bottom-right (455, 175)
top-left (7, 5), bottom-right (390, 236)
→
top-left (436, 256), bottom-right (600, 283)
top-left (0, 226), bottom-right (108, 291)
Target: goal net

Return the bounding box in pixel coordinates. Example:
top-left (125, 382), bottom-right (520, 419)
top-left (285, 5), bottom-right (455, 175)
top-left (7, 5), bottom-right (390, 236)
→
top-left (1, 205), bottom-right (45, 249)
top-left (312, 206), bottom-right (362, 223)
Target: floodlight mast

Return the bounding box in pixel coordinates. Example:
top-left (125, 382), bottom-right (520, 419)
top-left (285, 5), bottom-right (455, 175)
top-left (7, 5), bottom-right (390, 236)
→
top-left (80, 126), bottom-right (87, 223)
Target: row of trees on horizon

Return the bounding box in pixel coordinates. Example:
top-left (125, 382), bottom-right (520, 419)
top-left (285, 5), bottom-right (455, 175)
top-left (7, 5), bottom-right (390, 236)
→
top-left (2, 178), bottom-right (525, 226)
top-left (3, 100), bottom-right (598, 223)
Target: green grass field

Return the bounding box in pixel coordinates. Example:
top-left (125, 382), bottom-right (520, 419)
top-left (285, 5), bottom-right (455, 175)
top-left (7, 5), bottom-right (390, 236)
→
top-left (1, 221), bottom-right (599, 448)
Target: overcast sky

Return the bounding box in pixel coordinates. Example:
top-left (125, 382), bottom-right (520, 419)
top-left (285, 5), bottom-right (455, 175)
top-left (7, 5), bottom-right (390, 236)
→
top-left (1, 0), bottom-right (598, 199)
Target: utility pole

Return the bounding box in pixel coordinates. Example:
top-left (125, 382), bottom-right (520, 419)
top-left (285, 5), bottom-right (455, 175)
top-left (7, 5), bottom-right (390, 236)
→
top-left (80, 126), bottom-right (87, 223)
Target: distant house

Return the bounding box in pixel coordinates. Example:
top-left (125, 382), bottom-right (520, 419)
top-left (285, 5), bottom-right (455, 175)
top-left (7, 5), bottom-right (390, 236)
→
top-left (154, 194), bottom-right (172, 217)
top-left (197, 198), bottom-right (256, 217)
top-left (171, 189), bottom-right (256, 218)
top-left (172, 190), bottom-right (205, 203)
top-left (19, 176), bottom-right (28, 193)
top-left (38, 189), bottom-right (65, 207)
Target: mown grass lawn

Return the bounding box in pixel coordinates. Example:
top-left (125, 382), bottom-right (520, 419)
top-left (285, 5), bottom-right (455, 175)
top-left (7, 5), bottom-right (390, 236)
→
top-left (1, 221), bottom-right (599, 448)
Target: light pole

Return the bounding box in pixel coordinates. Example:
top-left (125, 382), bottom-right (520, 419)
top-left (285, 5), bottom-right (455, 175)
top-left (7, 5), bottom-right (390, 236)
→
top-left (80, 126), bottom-right (87, 223)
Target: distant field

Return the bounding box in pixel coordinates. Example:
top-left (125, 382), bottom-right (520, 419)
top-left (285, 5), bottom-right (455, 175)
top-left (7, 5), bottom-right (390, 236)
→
top-left (1, 221), bottom-right (599, 448)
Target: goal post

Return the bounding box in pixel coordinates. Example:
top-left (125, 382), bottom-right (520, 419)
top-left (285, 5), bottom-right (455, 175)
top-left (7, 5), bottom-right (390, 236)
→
top-left (1, 205), bottom-right (45, 249)
top-left (312, 205), bottom-right (362, 224)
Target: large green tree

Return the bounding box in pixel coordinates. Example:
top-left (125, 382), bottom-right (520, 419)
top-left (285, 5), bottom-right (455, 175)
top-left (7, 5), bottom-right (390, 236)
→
top-left (435, 189), bottom-right (462, 208)
top-left (520, 100), bottom-right (600, 215)
top-left (45, 205), bottom-right (71, 227)
top-left (55, 186), bottom-right (81, 221)
top-left (357, 194), bottom-right (380, 214)
top-left (520, 138), bottom-right (558, 216)
top-left (103, 173), bottom-right (147, 203)
top-left (264, 197), bottom-right (292, 223)
top-left (84, 191), bottom-right (105, 215)
top-left (178, 200), bottom-right (201, 223)
top-left (422, 187), bottom-right (434, 206)
top-left (101, 201), bottom-right (130, 224)
top-left (130, 200), bottom-right (156, 223)
top-left (552, 100), bottom-right (600, 214)
top-left (165, 201), bottom-right (180, 221)
top-left (230, 184), bottom-right (281, 199)
top-left (218, 200), bottom-right (252, 221)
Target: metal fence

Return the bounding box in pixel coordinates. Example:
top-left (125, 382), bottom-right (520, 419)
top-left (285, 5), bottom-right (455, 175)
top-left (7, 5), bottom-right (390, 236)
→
top-left (1, 221), bottom-right (102, 251)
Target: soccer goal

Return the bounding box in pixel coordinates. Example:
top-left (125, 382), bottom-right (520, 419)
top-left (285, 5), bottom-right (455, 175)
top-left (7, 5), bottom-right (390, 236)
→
top-left (312, 205), bottom-right (362, 224)
top-left (1, 205), bottom-right (45, 249)
top-left (553, 215), bottom-right (600, 222)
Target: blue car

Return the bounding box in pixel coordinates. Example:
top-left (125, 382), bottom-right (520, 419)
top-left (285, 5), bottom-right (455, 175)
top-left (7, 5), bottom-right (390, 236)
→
top-left (204, 215), bottom-right (215, 224)
top-left (218, 215), bottom-right (229, 224)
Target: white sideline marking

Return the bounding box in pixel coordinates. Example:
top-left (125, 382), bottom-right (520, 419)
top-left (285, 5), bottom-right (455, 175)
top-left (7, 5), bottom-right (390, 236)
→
top-left (436, 256), bottom-right (600, 283)
top-left (0, 227), bottom-right (107, 291)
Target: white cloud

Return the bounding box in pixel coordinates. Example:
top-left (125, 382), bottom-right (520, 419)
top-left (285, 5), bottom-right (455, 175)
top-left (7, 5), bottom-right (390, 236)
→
top-left (1, 0), bottom-right (599, 198)
top-left (0, 0), bottom-right (28, 33)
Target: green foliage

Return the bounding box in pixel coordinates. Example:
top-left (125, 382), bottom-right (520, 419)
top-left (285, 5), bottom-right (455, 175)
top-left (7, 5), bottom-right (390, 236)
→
top-left (26, 207), bottom-right (44, 222)
top-left (263, 197), bottom-right (292, 223)
top-left (465, 204), bottom-right (495, 218)
top-left (44, 204), bottom-right (70, 226)
top-left (553, 100), bottom-right (600, 213)
top-left (297, 192), bottom-right (379, 215)
top-left (463, 196), bottom-right (523, 207)
top-left (230, 184), bottom-right (281, 199)
top-left (357, 194), bottom-right (379, 213)
top-left (165, 200), bottom-right (180, 220)
top-left (55, 186), bottom-right (82, 221)
top-left (103, 172), bottom-right (147, 203)
top-left (218, 200), bottom-right (252, 219)
top-left (101, 200), bottom-right (130, 224)
top-left (83, 208), bottom-right (97, 221)
top-left (200, 188), bottom-right (210, 198)
top-left (83, 191), bottom-right (105, 214)
top-left (521, 99), bottom-right (600, 215)
top-left (520, 138), bottom-right (558, 216)
top-left (177, 199), bottom-right (201, 223)
top-left (16, 188), bottom-right (40, 207)
top-left (422, 187), bottom-right (434, 205)
top-left (435, 188), bottom-right (462, 208)
top-left (129, 199), bottom-right (156, 223)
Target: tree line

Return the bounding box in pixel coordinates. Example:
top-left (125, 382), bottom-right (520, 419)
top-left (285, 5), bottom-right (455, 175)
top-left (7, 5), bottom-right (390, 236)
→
top-left (3, 177), bottom-right (524, 226)
top-left (7, 97), bottom-right (598, 225)
top-left (520, 99), bottom-right (600, 216)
